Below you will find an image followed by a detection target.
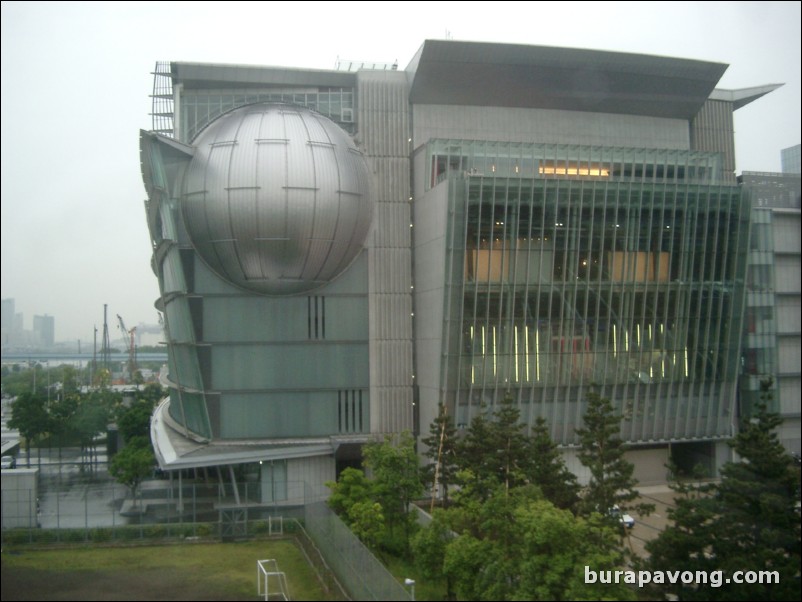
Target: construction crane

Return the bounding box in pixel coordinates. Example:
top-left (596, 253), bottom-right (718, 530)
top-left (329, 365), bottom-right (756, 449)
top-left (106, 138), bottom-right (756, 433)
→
top-left (117, 314), bottom-right (137, 382)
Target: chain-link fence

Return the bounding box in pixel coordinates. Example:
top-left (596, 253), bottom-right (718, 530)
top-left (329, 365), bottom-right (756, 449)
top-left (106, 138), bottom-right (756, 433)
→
top-left (303, 485), bottom-right (411, 601)
top-left (2, 475), bottom-right (304, 545)
top-left (2, 462), bottom-right (410, 601)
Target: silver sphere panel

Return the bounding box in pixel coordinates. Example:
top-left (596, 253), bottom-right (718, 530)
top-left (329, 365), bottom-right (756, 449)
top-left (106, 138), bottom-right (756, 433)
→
top-left (181, 104), bottom-right (372, 295)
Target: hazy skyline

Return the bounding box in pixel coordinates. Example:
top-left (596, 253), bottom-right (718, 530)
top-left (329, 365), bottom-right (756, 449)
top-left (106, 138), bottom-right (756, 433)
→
top-left (2, 1), bottom-right (800, 344)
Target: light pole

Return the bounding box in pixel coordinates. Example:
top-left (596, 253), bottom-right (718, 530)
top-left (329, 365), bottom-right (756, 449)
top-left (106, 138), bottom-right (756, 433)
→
top-left (404, 578), bottom-right (415, 601)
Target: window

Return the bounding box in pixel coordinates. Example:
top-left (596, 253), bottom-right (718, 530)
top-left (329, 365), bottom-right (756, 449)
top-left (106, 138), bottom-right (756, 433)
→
top-left (261, 460), bottom-right (287, 503)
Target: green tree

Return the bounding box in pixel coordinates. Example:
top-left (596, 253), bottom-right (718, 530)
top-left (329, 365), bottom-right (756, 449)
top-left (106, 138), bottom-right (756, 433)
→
top-left (58, 365), bottom-right (81, 395)
top-left (527, 416), bottom-right (580, 511)
top-left (647, 379), bottom-right (801, 601)
top-left (576, 390), bottom-right (652, 523)
top-left (516, 499), bottom-right (634, 601)
top-left (456, 393), bottom-right (530, 499)
top-left (116, 397), bottom-right (156, 442)
top-left (139, 382), bottom-right (165, 404)
top-left (421, 404), bottom-right (458, 508)
top-left (8, 392), bottom-right (50, 467)
top-left (455, 407), bottom-right (497, 500)
top-left (109, 436), bottom-right (155, 507)
top-left (443, 531), bottom-right (495, 601)
top-left (325, 469), bottom-right (391, 549)
top-left (347, 501), bottom-right (386, 550)
top-left (0, 364), bottom-right (31, 397)
top-left (411, 509), bottom-right (454, 598)
top-left (71, 390), bottom-right (114, 473)
top-left (439, 485), bottom-right (633, 601)
top-left (363, 432), bottom-right (422, 556)
top-left (48, 392), bottom-right (79, 462)
top-left (325, 467), bottom-right (373, 518)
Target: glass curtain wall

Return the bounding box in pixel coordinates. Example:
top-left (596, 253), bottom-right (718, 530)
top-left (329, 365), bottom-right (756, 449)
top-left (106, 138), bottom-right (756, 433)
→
top-left (740, 207), bottom-right (778, 416)
top-left (433, 141), bottom-right (749, 444)
top-left (179, 88), bottom-right (355, 143)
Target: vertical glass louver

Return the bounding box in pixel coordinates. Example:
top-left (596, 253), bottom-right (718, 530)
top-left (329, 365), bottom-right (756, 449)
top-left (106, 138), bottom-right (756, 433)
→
top-left (431, 141), bottom-right (749, 444)
top-left (740, 206), bottom-right (778, 416)
top-left (140, 134), bottom-right (213, 440)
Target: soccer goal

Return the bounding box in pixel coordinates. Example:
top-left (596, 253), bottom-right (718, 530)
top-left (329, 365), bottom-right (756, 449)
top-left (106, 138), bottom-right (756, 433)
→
top-left (256, 558), bottom-right (290, 601)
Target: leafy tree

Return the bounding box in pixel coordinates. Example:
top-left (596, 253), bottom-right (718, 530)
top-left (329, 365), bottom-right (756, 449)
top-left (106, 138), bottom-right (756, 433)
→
top-left (576, 390), bottom-right (652, 523)
top-left (58, 365), bottom-right (81, 395)
top-left (411, 509), bottom-right (454, 597)
top-left (325, 470), bottom-right (393, 550)
top-left (8, 392), bottom-right (50, 467)
top-left (647, 379), bottom-right (801, 601)
top-left (71, 390), bottom-right (114, 473)
top-left (2, 365), bottom-right (33, 397)
top-left (421, 404), bottom-right (458, 508)
top-left (443, 531), bottom-right (494, 601)
top-left (438, 485), bottom-right (633, 601)
top-left (527, 416), bottom-right (580, 511)
top-left (139, 382), bottom-right (165, 404)
top-left (516, 499), bottom-right (635, 601)
top-left (347, 501), bottom-right (386, 550)
top-left (363, 431), bottom-right (422, 555)
top-left (109, 436), bottom-right (155, 507)
top-left (116, 397), bottom-right (156, 442)
top-left (325, 466), bottom-right (373, 518)
top-left (48, 393), bottom-right (79, 461)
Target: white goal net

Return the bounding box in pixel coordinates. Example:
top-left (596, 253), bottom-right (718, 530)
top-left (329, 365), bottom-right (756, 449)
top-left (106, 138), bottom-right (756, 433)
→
top-left (256, 558), bottom-right (290, 601)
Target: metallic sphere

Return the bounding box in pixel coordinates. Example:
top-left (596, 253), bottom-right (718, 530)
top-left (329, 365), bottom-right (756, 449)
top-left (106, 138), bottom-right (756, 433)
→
top-left (181, 104), bottom-right (373, 295)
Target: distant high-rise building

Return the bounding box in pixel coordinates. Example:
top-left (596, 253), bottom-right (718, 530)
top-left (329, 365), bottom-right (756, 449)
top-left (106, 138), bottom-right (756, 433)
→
top-left (140, 40), bottom-right (781, 497)
top-left (1, 298), bottom-right (14, 347)
top-left (33, 314), bottom-right (55, 348)
top-left (781, 144), bottom-right (801, 174)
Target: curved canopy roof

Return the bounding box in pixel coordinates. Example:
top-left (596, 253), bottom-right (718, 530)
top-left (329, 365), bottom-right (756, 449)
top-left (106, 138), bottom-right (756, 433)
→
top-left (407, 40), bottom-right (729, 120)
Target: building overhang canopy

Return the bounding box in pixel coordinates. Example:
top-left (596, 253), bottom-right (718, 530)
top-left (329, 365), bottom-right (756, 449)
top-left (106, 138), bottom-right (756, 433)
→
top-left (171, 61), bottom-right (356, 90)
top-left (150, 398), bottom-right (368, 470)
top-left (408, 40), bottom-right (728, 120)
top-left (709, 84), bottom-right (784, 110)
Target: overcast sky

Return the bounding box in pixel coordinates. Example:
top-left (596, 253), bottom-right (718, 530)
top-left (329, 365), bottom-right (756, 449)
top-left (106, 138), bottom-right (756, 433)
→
top-left (1, 1), bottom-right (800, 345)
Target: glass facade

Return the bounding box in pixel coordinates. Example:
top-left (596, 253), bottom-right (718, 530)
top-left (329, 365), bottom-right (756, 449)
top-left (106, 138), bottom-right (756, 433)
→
top-left (179, 87), bottom-right (355, 143)
top-left (740, 207), bottom-right (782, 416)
top-left (432, 141), bottom-right (749, 444)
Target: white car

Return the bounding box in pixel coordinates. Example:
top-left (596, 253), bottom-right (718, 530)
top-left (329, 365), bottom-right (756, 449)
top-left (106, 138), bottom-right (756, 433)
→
top-left (610, 505), bottom-right (635, 528)
top-left (1, 455), bottom-right (16, 469)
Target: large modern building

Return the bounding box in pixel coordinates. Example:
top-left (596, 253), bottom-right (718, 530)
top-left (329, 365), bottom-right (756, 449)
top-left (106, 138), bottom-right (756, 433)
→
top-left (140, 40), bottom-right (780, 499)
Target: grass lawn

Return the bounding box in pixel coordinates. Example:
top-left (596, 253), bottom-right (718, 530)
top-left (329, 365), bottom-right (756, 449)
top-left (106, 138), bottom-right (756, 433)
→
top-left (1, 539), bottom-right (330, 601)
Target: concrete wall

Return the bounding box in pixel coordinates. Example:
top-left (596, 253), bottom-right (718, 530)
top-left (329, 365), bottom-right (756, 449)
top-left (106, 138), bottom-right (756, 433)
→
top-left (773, 210), bottom-right (801, 454)
top-left (413, 181), bottom-right (451, 441)
top-left (357, 70), bottom-right (415, 434)
top-left (690, 99), bottom-right (736, 181)
top-left (287, 455), bottom-right (335, 502)
top-left (563, 446), bottom-right (670, 487)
